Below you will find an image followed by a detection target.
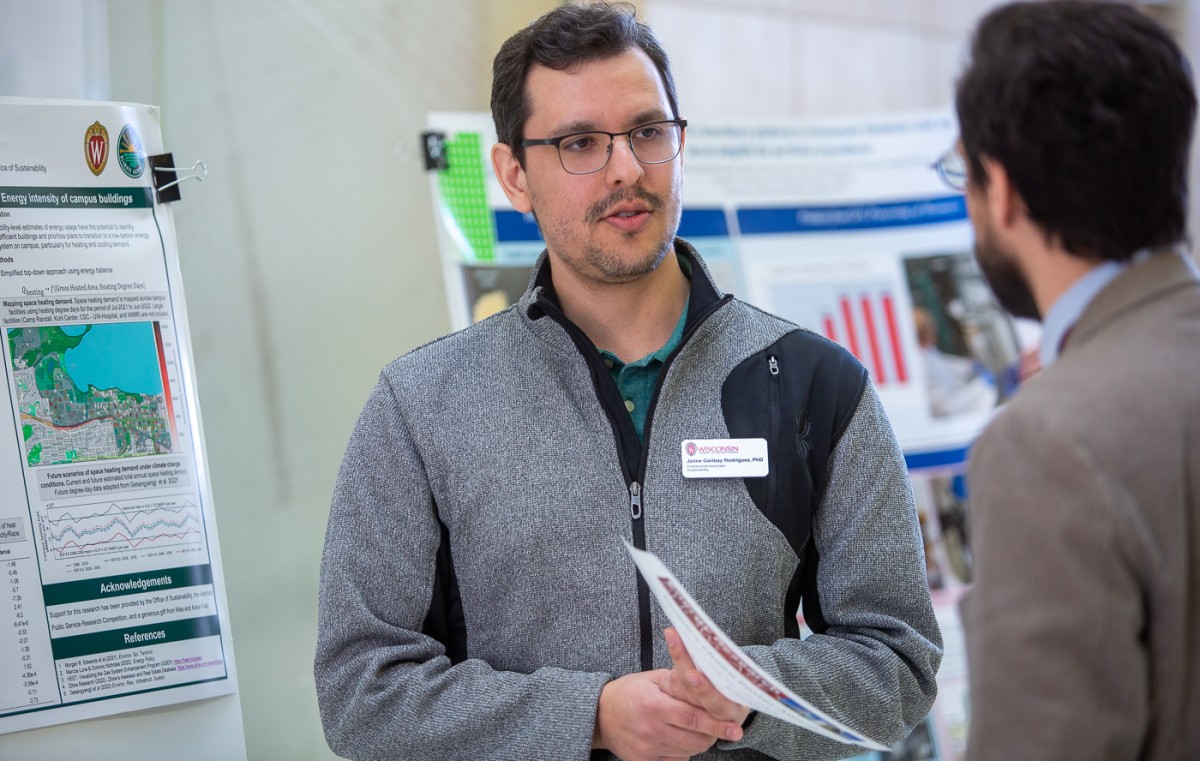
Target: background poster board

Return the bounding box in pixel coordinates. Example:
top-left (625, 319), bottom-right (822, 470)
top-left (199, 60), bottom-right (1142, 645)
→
top-left (0, 97), bottom-right (242, 753)
top-left (425, 109), bottom-right (1040, 761)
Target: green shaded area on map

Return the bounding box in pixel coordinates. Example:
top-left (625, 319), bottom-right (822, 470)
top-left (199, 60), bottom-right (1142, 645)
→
top-left (8, 326), bottom-right (172, 467)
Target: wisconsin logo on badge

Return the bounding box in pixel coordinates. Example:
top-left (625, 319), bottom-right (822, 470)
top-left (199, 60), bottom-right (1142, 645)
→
top-left (681, 438), bottom-right (768, 479)
top-left (85, 121), bottom-right (109, 176)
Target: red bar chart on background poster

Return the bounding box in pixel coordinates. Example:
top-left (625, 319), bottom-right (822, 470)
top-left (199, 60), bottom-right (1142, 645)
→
top-left (773, 281), bottom-right (910, 387)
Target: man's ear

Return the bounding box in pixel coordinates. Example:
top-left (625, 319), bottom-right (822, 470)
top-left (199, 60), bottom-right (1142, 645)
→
top-left (492, 143), bottom-right (533, 214)
top-left (978, 155), bottom-right (1026, 228)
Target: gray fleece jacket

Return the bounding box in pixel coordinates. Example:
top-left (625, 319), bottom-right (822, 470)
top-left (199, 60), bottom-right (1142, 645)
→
top-left (315, 240), bottom-right (941, 760)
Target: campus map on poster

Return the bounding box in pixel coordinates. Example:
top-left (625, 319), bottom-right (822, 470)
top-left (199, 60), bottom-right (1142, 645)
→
top-left (424, 109), bottom-right (1032, 760)
top-left (0, 98), bottom-right (237, 734)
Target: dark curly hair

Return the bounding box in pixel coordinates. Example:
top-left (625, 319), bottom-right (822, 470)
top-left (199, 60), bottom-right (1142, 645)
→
top-left (956, 1), bottom-right (1196, 261)
top-left (490, 2), bottom-right (679, 165)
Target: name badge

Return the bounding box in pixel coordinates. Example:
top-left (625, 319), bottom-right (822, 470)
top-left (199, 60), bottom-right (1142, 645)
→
top-left (681, 438), bottom-right (769, 479)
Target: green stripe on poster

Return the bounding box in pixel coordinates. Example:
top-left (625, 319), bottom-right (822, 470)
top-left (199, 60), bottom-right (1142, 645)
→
top-left (42, 565), bottom-right (213, 607)
top-left (440, 133), bottom-right (497, 262)
top-left (0, 187), bottom-right (153, 209)
top-left (51, 615), bottom-right (221, 660)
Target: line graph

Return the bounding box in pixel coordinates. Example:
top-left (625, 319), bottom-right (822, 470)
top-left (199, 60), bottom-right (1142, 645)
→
top-left (42, 498), bottom-right (203, 560)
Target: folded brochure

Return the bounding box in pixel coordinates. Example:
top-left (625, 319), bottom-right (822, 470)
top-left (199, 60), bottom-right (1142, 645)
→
top-left (624, 540), bottom-right (887, 751)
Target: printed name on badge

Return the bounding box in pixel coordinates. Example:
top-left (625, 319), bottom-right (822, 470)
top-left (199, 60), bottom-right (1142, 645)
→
top-left (680, 438), bottom-right (768, 478)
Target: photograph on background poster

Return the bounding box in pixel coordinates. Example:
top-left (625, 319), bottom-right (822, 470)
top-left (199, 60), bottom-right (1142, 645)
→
top-left (463, 265), bottom-right (535, 324)
top-left (902, 252), bottom-right (1022, 420)
top-left (908, 464), bottom-right (973, 761)
top-left (911, 469), bottom-right (973, 591)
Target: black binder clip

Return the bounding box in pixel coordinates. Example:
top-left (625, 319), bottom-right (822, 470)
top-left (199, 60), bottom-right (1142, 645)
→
top-left (149, 153), bottom-right (207, 203)
top-left (421, 131), bottom-right (448, 171)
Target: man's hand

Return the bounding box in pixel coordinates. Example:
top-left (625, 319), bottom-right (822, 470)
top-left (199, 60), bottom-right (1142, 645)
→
top-left (592, 668), bottom-right (745, 761)
top-left (660, 627), bottom-right (751, 726)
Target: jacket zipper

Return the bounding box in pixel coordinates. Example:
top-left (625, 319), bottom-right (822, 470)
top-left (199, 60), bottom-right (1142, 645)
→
top-left (767, 355), bottom-right (780, 514)
top-left (628, 478), bottom-right (652, 671)
top-left (538, 290), bottom-right (734, 673)
top-left (628, 293), bottom-right (732, 670)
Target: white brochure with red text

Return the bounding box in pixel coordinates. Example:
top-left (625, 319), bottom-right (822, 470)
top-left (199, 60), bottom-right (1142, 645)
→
top-left (624, 541), bottom-right (887, 751)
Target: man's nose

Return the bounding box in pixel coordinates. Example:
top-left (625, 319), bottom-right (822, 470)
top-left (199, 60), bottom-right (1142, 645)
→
top-left (604, 135), bottom-right (644, 184)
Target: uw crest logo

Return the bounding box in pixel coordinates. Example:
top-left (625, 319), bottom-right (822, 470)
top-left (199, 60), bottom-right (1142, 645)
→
top-left (685, 441), bottom-right (697, 457)
top-left (85, 121), bottom-right (109, 176)
top-left (117, 125), bottom-right (146, 178)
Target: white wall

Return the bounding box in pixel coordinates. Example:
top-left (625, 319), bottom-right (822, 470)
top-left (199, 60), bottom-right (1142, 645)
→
top-left (0, 0), bottom-right (109, 100)
top-left (644, 0), bottom-right (1006, 119)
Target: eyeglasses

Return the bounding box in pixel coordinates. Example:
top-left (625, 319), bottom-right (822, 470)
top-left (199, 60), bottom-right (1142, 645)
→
top-left (520, 118), bottom-right (687, 175)
top-left (932, 149), bottom-right (968, 193)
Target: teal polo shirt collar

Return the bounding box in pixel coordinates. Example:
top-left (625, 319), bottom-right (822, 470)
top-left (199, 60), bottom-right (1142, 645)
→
top-left (599, 299), bottom-right (689, 442)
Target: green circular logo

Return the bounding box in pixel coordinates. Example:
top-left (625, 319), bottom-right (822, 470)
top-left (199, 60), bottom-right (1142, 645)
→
top-left (118, 125), bottom-right (146, 178)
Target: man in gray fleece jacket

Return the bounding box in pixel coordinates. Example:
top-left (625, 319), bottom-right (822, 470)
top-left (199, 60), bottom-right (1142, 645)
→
top-left (315, 4), bottom-right (941, 760)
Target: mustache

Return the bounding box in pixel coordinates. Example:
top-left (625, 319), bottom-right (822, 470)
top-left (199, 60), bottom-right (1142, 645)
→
top-left (585, 187), bottom-right (662, 224)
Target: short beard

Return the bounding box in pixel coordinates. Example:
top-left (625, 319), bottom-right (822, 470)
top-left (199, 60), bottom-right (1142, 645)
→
top-left (568, 186), bottom-right (677, 283)
top-left (975, 232), bottom-right (1040, 320)
top-left (582, 236), bottom-right (672, 282)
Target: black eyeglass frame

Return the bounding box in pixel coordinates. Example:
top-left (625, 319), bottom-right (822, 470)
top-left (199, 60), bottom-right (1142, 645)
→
top-left (519, 118), bottom-right (688, 175)
top-left (931, 148), bottom-right (969, 193)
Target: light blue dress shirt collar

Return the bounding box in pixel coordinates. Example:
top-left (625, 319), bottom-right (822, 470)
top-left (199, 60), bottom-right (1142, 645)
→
top-left (1039, 260), bottom-right (1125, 369)
top-left (1038, 247), bottom-right (1167, 368)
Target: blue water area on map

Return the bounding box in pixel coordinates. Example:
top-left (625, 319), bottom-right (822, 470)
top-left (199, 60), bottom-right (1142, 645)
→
top-left (62, 322), bottom-right (163, 395)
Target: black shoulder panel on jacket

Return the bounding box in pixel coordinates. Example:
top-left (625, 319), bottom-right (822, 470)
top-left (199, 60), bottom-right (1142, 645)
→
top-left (721, 328), bottom-right (867, 636)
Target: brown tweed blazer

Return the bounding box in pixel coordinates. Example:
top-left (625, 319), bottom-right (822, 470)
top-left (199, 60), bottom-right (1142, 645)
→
top-left (963, 249), bottom-right (1200, 761)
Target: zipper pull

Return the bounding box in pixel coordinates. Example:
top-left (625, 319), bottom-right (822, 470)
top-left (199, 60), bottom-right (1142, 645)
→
top-left (768, 355), bottom-right (779, 376)
top-left (629, 481), bottom-right (642, 520)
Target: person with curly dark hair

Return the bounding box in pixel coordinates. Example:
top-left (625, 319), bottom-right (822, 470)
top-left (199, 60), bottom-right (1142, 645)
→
top-left (941, 2), bottom-right (1200, 759)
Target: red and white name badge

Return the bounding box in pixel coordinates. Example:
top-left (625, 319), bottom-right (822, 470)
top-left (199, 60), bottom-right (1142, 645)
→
top-left (680, 438), bottom-right (768, 478)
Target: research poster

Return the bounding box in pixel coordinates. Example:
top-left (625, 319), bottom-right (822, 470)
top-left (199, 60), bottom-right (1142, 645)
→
top-left (0, 98), bottom-right (237, 734)
top-left (426, 109), bottom-right (1033, 760)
